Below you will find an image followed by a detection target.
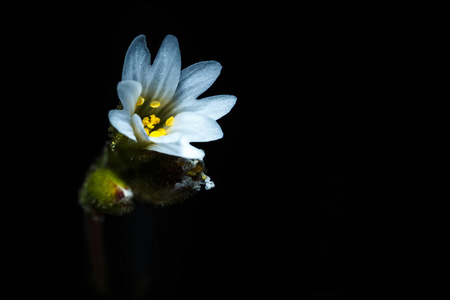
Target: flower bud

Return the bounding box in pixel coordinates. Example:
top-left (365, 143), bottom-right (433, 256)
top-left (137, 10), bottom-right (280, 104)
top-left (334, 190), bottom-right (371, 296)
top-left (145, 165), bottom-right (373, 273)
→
top-left (79, 167), bottom-right (134, 216)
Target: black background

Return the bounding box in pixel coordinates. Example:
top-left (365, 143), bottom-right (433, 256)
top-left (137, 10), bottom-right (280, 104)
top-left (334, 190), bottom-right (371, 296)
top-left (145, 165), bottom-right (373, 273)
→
top-left (1, 2), bottom-right (360, 299)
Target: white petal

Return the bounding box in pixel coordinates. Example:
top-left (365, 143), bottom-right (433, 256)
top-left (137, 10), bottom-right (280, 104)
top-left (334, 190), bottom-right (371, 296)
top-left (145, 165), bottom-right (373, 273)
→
top-left (130, 114), bottom-right (150, 143)
top-left (146, 137), bottom-right (205, 159)
top-left (117, 80), bottom-right (142, 114)
top-left (146, 35), bottom-right (181, 105)
top-left (173, 61), bottom-right (222, 103)
top-left (177, 95), bottom-right (237, 120)
top-left (169, 112), bottom-right (223, 142)
top-left (122, 35), bottom-right (152, 86)
top-left (108, 110), bottom-right (136, 141)
top-left (148, 132), bottom-right (181, 144)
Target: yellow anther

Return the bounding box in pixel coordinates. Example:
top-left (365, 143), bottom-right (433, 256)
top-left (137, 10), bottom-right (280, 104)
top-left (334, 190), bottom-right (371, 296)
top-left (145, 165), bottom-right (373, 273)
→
top-left (149, 130), bottom-right (161, 137)
top-left (165, 116), bottom-right (175, 127)
top-left (150, 114), bottom-right (160, 124)
top-left (136, 96), bottom-right (145, 106)
top-left (142, 117), bottom-right (154, 129)
top-left (157, 128), bottom-right (166, 135)
top-left (149, 128), bottom-right (166, 138)
top-left (150, 101), bottom-right (161, 108)
top-left (142, 113), bottom-right (165, 137)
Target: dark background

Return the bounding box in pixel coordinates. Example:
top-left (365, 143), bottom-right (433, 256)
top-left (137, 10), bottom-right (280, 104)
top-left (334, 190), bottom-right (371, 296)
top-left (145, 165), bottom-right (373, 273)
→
top-left (0, 2), bottom-right (366, 299)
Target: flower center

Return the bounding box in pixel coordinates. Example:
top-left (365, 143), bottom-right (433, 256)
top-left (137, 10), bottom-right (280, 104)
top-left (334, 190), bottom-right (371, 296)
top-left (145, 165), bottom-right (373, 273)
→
top-left (136, 97), bottom-right (174, 138)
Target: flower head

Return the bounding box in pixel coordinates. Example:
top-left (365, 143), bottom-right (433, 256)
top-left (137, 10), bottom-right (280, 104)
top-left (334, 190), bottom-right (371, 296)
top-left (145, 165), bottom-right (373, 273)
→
top-left (108, 35), bottom-right (237, 160)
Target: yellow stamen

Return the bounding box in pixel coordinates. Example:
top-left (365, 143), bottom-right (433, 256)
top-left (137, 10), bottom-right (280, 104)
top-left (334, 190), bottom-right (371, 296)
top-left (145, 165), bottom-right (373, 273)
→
top-left (150, 114), bottom-right (160, 124)
top-left (150, 100), bottom-right (161, 108)
top-left (142, 113), bottom-right (165, 137)
top-left (149, 128), bottom-right (166, 138)
top-left (136, 96), bottom-right (145, 106)
top-left (165, 116), bottom-right (175, 127)
top-left (157, 128), bottom-right (166, 135)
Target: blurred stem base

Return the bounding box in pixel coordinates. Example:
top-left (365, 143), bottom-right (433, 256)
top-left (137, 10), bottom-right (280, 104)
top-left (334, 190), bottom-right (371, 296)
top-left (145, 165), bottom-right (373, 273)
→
top-left (83, 201), bottom-right (172, 300)
top-left (80, 147), bottom-right (212, 298)
top-left (85, 215), bottom-right (108, 297)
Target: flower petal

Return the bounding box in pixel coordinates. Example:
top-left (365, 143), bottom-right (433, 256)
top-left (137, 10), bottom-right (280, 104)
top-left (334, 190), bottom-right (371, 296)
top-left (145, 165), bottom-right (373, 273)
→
top-left (147, 132), bottom-right (181, 144)
top-left (173, 61), bottom-right (222, 103)
top-left (169, 112), bottom-right (223, 142)
top-left (117, 80), bottom-right (142, 114)
top-left (177, 95), bottom-right (237, 120)
top-left (130, 114), bottom-right (150, 143)
top-left (108, 110), bottom-right (136, 141)
top-left (146, 137), bottom-right (205, 159)
top-left (122, 35), bottom-right (152, 87)
top-left (146, 35), bottom-right (181, 105)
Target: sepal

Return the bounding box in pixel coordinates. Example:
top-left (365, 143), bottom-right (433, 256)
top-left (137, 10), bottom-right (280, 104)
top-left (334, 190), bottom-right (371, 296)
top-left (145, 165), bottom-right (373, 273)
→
top-left (79, 144), bottom-right (215, 216)
top-left (114, 149), bottom-right (214, 206)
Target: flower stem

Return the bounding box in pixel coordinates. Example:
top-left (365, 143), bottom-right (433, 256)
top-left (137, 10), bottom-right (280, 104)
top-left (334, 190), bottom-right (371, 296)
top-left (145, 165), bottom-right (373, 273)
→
top-left (85, 214), bottom-right (108, 295)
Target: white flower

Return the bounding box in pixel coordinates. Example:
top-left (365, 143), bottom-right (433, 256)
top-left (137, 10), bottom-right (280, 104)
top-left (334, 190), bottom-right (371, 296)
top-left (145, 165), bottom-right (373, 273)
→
top-left (108, 35), bottom-right (237, 159)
